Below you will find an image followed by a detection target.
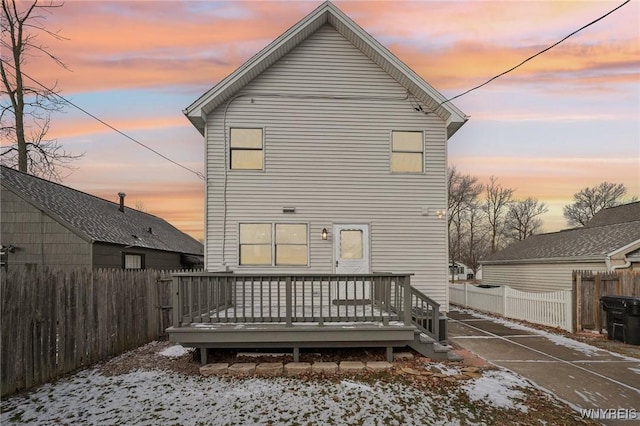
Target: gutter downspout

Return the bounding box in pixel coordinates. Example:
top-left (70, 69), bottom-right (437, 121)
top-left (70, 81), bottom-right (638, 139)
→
top-left (611, 257), bottom-right (632, 271)
top-left (606, 255), bottom-right (632, 272)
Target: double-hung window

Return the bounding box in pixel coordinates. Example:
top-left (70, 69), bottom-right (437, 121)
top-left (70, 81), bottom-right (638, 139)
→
top-left (230, 128), bottom-right (263, 170)
top-left (239, 223), bottom-right (308, 266)
top-left (391, 131), bottom-right (424, 173)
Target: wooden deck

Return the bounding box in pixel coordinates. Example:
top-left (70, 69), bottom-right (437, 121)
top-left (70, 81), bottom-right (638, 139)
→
top-left (167, 273), bottom-right (445, 362)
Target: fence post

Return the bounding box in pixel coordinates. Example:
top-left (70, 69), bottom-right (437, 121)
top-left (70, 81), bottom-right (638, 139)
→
top-left (574, 272), bottom-right (581, 332)
top-left (564, 289), bottom-right (574, 332)
top-left (501, 285), bottom-right (507, 316)
top-left (403, 275), bottom-right (412, 326)
top-left (464, 283), bottom-right (468, 308)
top-left (171, 275), bottom-right (181, 328)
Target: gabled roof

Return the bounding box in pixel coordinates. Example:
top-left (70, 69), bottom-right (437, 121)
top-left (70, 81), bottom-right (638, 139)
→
top-left (481, 220), bottom-right (640, 264)
top-left (585, 201), bottom-right (640, 227)
top-left (184, 1), bottom-right (467, 139)
top-left (0, 166), bottom-right (203, 255)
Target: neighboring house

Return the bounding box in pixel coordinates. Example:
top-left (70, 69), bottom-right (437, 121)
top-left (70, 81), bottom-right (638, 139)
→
top-left (480, 202), bottom-right (640, 292)
top-left (449, 261), bottom-right (474, 281)
top-left (0, 165), bottom-right (204, 270)
top-left (183, 1), bottom-right (467, 308)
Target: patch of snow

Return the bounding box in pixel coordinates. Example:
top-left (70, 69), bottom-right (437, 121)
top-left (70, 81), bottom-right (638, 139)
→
top-left (452, 307), bottom-right (637, 360)
top-left (158, 345), bottom-right (191, 358)
top-left (628, 367), bottom-right (640, 375)
top-left (543, 334), bottom-right (600, 357)
top-left (1, 368), bottom-right (472, 425)
top-left (462, 369), bottom-right (530, 412)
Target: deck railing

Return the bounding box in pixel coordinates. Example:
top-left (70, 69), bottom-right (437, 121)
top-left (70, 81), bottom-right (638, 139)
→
top-left (171, 273), bottom-right (441, 340)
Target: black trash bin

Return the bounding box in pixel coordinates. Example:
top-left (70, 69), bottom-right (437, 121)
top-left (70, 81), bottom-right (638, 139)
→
top-left (600, 296), bottom-right (640, 345)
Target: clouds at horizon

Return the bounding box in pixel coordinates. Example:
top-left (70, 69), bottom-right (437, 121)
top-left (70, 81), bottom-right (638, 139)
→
top-left (8, 0), bottom-right (639, 240)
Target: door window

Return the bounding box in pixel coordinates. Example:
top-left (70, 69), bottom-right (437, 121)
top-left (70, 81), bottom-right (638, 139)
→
top-left (340, 230), bottom-right (363, 259)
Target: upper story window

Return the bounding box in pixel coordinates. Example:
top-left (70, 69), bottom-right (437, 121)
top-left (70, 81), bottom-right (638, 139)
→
top-left (391, 131), bottom-right (423, 173)
top-left (239, 223), bottom-right (308, 266)
top-left (230, 128), bottom-right (263, 170)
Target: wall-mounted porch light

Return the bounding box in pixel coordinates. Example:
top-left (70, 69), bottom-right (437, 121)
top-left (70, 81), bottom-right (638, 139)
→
top-left (435, 209), bottom-right (446, 219)
top-left (321, 228), bottom-right (328, 240)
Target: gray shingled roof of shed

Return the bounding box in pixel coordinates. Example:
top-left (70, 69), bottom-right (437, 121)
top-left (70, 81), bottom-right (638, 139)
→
top-left (1, 166), bottom-right (203, 255)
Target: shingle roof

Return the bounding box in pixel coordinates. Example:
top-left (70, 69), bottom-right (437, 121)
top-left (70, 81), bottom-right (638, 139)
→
top-left (1, 166), bottom-right (203, 255)
top-left (585, 201), bottom-right (640, 227)
top-left (482, 220), bottom-right (640, 263)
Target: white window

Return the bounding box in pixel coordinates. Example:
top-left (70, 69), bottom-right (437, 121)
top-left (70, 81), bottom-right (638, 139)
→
top-left (275, 224), bottom-right (308, 265)
top-left (124, 253), bottom-right (144, 270)
top-left (230, 128), bottom-right (263, 170)
top-left (239, 223), bottom-right (308, 266)
top-left (391, 131), bottom-right (423, 173)
top-left (239, 223), bottom-right (272, 265)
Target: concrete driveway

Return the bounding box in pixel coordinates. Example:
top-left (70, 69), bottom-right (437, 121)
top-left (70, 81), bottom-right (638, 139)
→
top-left (448, 309), bottom-right (640, 425)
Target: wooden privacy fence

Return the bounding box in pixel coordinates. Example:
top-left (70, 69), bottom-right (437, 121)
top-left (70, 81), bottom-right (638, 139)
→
top-left (449, 283), bottom-right (573, 332)
top-left (573, 270), bottom-right (640, 333)
top-left (0, 267), bottom-right (178, 397)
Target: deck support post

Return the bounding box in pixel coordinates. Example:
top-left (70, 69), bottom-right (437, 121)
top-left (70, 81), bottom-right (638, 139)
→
top-left (403, 275), bottom-right (412, 326)
top-left (200, 347), bottom-right (207, 365)
top-left (386, 346), bottom-right (393, 363)
top-left (293, 347), bottom-right (300, 362)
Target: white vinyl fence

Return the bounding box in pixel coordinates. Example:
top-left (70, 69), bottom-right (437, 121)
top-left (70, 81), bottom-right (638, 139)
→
top-left (449, 284), bottom-right (573, 332)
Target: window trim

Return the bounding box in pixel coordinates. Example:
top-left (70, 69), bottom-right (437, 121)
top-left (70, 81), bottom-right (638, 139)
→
top-left (229, 127), bottom-right (265, 171)
top-left (238, 222), bottom-right (309, 267)
top-left (390, 130), bottom-right (425, 174)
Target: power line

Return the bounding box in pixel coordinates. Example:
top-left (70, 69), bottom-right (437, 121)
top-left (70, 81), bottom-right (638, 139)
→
top-left (438, 0), bottom-right (631, 108)
top-left (1, 61), bottom-right (205, 180)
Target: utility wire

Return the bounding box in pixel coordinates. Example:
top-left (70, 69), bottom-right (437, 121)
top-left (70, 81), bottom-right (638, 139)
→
top-left (438, 0), bottom-right (631, 108)
top-left (1, 61), bottom-right (205, 180)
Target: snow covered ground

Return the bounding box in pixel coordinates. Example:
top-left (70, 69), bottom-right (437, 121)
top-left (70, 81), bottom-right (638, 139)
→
top-left (1, 345), bottom-right (546, 426)
top-left (3, 309), bottom-right (610, 425)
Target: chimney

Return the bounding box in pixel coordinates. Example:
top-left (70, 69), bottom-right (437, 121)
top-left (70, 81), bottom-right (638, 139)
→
top-left (118, 192), bottom-right (126, 212)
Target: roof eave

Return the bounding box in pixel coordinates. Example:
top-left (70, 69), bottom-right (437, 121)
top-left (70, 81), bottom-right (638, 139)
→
top-left (480, 255), bottom-right (606, 265)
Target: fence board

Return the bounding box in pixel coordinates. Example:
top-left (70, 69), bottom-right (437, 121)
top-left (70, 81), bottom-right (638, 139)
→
top-left (573, 270), bottom-right (640, 332)
top-left (0, 267), bottom-right (189, 397)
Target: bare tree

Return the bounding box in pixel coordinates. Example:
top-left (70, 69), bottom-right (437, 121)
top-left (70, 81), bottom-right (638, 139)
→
top-left (505, 197), bottom-right (548, 242)
top-left (1, 0), bottom-right (81, 181)
top-left (563, 182), bottom-right (634, 227)
top-left (459, 200), bottom-right (490, 277)
top-left (484, 176), bottom-right (514, 253)
top-left (447, 167), bottom-right (483, 280)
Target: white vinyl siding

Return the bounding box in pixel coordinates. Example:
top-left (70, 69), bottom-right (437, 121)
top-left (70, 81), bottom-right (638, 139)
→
top-left (391, 131), bottom-right (424, 173)
top-left (206, 25), bottom-right (449, 306)
top-left (482, 262), bottom-right (608, 292)
top-left (230, 128), bottom-right (263, 170)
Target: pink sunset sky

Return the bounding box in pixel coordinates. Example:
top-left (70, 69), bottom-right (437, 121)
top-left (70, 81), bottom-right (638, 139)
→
top-left (12, 0), bottom-right (640, 240)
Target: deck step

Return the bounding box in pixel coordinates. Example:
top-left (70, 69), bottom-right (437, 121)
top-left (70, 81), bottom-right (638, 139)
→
top-left (407, 332), bottom-right (453, 361)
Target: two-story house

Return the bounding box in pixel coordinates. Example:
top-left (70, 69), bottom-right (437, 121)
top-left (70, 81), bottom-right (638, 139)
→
top-left (169, 1), bottom-right (467, 362)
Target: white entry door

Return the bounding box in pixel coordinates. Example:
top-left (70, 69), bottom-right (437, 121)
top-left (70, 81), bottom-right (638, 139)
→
top-left (333, 224), bottom-right (370, 300)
